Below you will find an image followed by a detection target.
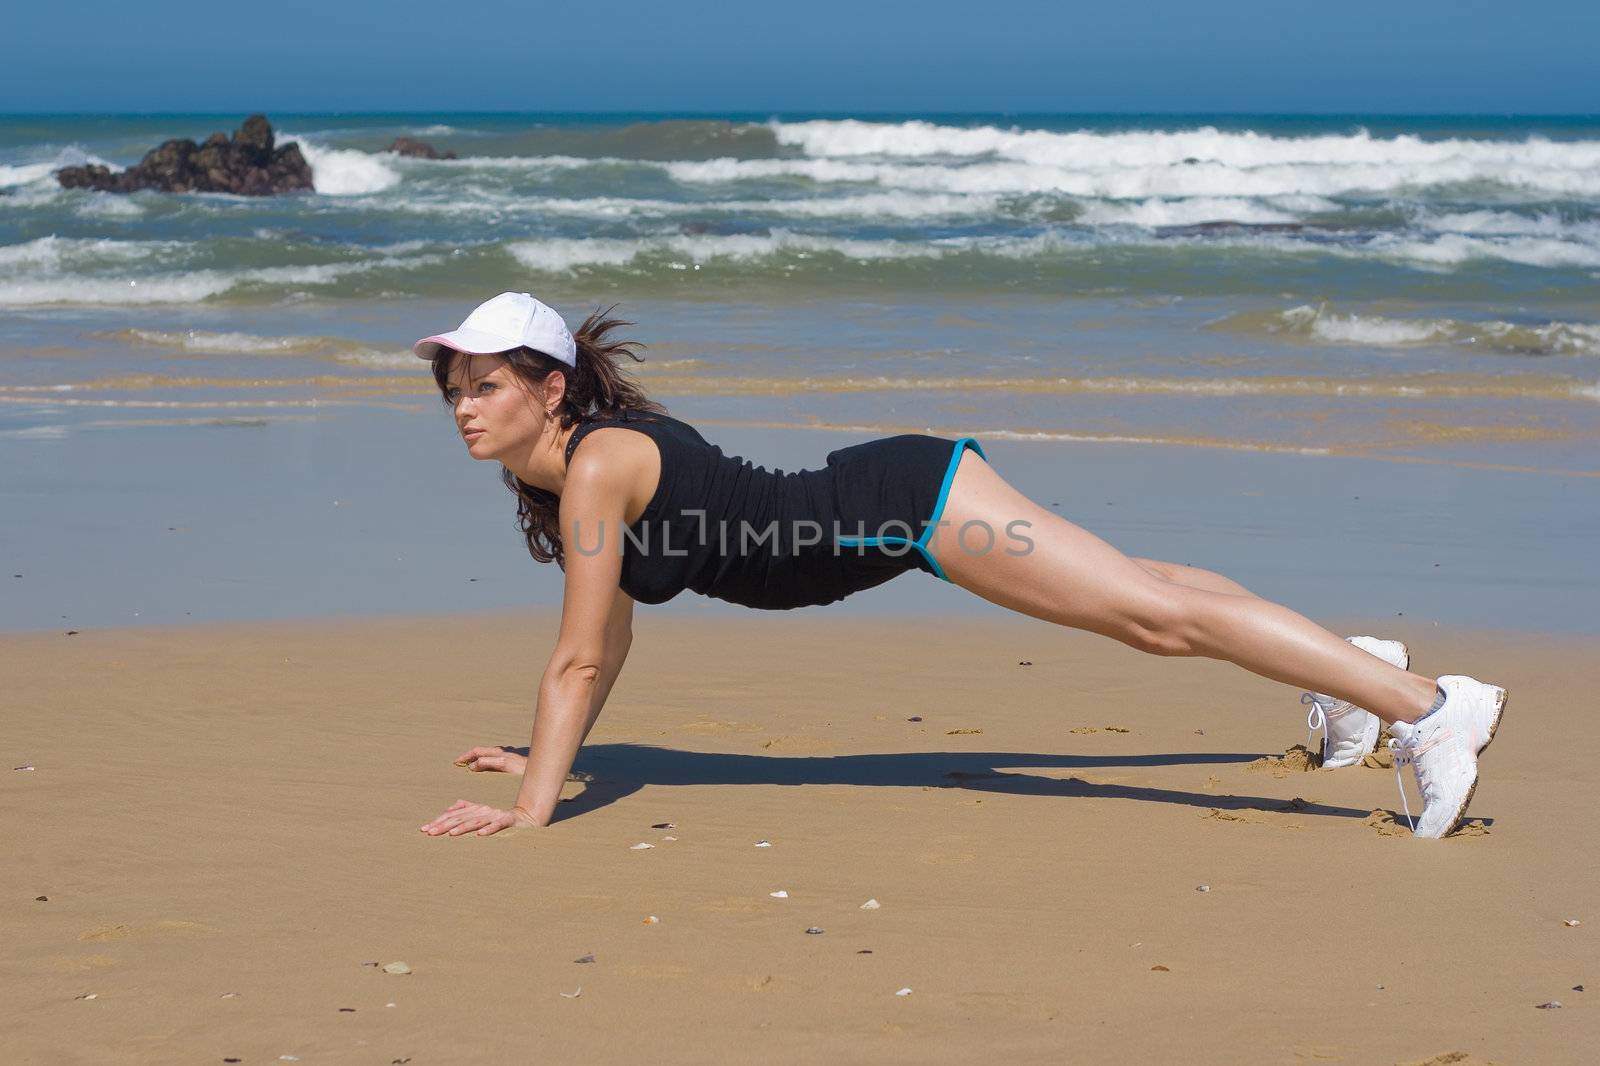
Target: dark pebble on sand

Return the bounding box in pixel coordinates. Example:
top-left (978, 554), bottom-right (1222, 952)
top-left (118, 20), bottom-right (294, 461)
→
top-left (907, 716), bottom-right (922, 722)
top-left (66, 630), bottom-right (79, 636)
top-left (575, 954), bottom-right (596, 964)
top-left (35, 895), bottom-right (47, 901)
top-left (1574, 985), bottom-right (1585, 992)
top-left (1535, 1000), bottom-right (1562, 1009)
top-left (224, 1059), bottom-right (241, 1063)
top-left (1018, 661), bottom-right (1032, 666)
top-left (805, 927), bottom-right (824, 935)
top-left (857, 949), bottom-right (873, 954)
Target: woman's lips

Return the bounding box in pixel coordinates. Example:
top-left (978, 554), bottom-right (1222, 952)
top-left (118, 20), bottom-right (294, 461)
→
top-left (462, 428), bottom-right (485, 441)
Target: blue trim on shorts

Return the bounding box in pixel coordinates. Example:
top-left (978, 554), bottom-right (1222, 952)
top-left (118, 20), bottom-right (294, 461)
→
top-left (835, 437), bottom-right (987, 583)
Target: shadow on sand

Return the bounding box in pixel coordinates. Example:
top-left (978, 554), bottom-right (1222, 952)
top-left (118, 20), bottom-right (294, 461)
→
top-left (475, 744), bottom-right (1387, 824)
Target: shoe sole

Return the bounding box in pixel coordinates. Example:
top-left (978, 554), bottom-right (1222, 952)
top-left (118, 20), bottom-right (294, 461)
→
top-left (1440, 774), bottom-right (1480, 839)
top-left (1477, 686), bottom-right (1507, 756)
top-left (1440, 687), bottom-right (1508, 838)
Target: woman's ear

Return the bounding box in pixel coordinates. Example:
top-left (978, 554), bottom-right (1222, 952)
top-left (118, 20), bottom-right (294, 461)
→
top-left (541, 369), bottom-right (567, 415)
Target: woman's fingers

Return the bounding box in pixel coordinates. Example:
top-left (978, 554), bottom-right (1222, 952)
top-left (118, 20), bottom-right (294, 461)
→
top-left (448, 807), bottom-right (499, 835)
top-left (421, 802), bottom-right (512, 837)
top-left (420, 801), bottom-right (478, 833)
top-left (459, 751), bottom-right (526, 774)
top-left (454, 746), bottom-right (525, 773)
top-left (419, 801), bottom-right (527, 838)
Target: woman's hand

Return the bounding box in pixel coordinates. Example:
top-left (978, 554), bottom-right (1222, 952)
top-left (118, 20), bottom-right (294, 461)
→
top-left (419, 799), bottom-right (539, 837)
top-left (453, 745), bottom-right (528, 774)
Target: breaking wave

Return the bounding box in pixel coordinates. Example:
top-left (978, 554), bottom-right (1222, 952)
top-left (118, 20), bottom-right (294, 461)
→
top-left (1213, 305), bottom-right (1600, 356)
top-left (281, 134), bottom-right (402, 195)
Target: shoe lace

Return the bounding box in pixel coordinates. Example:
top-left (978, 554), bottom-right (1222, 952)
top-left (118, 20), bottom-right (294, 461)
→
top-left (1387, 738), bottom-right (1416, 832)
top-left (1292, 688), bottom-right (1331, 755)
top-left (1301, 692), bottom-right (1330, 755)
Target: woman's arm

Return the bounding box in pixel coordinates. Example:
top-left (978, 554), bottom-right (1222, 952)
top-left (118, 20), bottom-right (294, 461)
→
top-left (420, 446), bottom-right (636, 837)
top-left (448, 605), bottom-right (625, 773)
top-left (512, 585), bottom-right (633, 824)
top-left (506, 446), bottom-right (635, 826)
top-left (581, 587), bottom-right (634, 743)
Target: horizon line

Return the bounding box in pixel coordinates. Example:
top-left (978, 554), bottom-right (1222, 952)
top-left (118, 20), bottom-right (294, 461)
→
top-left (3, 109), bottom-right (1599, 120)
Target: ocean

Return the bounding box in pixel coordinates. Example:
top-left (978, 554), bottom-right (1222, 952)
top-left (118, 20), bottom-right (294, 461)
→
top-left (1, 113), bottom-right (1597, 630)
top-left (3, 112), bottom-right (1599, 464)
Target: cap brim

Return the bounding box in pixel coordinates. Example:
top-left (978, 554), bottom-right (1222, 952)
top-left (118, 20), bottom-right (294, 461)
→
top-left (412, 326), bottom-right (519, 361)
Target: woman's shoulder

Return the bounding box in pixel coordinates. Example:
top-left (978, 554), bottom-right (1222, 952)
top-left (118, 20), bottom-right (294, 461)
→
top-left (562, 423), bottom-right (663, 524)
top-left (567, 407), bottom-right (687, 446)
top-left (565, 416), bottom-right (664, 473)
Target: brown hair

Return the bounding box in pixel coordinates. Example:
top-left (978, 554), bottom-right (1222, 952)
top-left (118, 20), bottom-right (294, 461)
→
top-left (430, 307), bottom-right (664, 567)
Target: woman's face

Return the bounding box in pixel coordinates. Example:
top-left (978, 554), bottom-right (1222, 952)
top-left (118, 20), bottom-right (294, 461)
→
top-left (443, 352), bottom-right (558, 462)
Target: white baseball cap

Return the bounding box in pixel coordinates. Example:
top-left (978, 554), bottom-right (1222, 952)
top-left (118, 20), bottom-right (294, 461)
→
top-left (413, 291), bottom-right (577, 367)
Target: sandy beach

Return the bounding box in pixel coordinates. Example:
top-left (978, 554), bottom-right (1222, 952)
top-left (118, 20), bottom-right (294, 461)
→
top-left (3, 610), bottom-right (1593, 1064)
top-left (5, 109), bottom-right (1598, 1064)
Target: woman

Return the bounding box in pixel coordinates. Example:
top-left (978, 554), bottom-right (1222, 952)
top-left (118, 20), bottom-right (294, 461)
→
top-left (415, 292), bottom-right (1505, 841)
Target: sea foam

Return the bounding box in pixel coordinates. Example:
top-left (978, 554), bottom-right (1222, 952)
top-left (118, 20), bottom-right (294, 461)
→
top-left (0, 249), bottom-right (444, 307)
top-left (1218, 304), bottom-right (1600, 356)
top-left (772, 119), bottom-right (1600, 172)
top-left (117, 329), bottom-right (335, 355)
top-left (656, 121), bottom-right (1600, 204)
top-left (505, 230), bottom-right (941, 273)
top-left (282, 136), bottom-right (402, 195)
top-left (0, 147), bottom-right (118, 189)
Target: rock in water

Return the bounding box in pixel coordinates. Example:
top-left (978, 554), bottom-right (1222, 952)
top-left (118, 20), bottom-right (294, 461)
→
top-left (386, 137), bottom-right (456, 160)
top-left (56, 114), bottom-right (313, 196)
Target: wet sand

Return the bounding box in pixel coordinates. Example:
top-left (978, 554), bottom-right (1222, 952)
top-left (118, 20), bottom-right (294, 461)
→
top-left (5, 412), bottom-right (1597, 634)
top-left (2, 611), bottom-right (1593, 1064)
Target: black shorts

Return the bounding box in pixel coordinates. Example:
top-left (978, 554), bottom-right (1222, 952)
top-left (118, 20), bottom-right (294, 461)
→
top-left (827, 433), bottom-right (988, 583)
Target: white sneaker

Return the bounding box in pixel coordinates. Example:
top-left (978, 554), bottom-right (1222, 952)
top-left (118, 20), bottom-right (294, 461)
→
top-left (1388, 680), bottom-right (1503, 754)
top-left (1390, 675), bottom-right (1508, 839)
top-left (1302, 637), bottom-right (1409, 768)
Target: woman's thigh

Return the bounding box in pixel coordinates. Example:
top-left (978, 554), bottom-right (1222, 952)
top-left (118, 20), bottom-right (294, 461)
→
top-left (926, 450), bottom-right (1184, 639)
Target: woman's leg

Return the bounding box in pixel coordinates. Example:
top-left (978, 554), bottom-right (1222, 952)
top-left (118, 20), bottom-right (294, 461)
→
top-left (1132, 557), bottom-right (1257, 598)
top-left (927, 451), bottom-right (1437, 723)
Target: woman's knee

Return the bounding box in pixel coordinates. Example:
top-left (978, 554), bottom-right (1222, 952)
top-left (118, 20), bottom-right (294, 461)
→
top-left (1106, 587), bottom-right (1203, 657)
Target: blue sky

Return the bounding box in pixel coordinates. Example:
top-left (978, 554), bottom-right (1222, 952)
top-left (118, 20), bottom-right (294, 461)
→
top-left (5, 0), bottom-right (1596, 113)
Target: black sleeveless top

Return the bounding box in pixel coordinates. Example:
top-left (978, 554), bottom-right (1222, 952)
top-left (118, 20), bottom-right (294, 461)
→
top-left (564, 410), bottom-right (967, 610)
